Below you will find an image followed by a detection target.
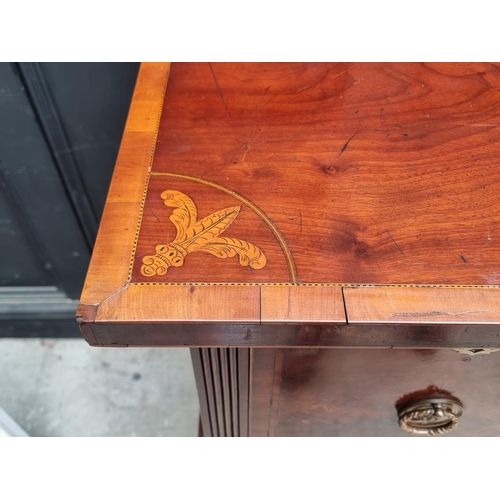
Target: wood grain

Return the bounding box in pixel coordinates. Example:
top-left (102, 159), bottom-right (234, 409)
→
top-left (249, 347), bottom-right (277, 437)
top-left (145, 62), bottom-right (500, 286)
top-left (83, 322), bottom-right (500, 349)
top-left (261, 285), bottom-right (345, 323)
top-left (95, 284), bottom-right (260, 323)
top-left (191, 348), bottom-right (249, 437)
top-left (106, 131), bottom-right (155, 204)
top-left (78, 63), bottom-right (500, 341)
top-left (131, 174), bottom-right (290, 284)
top-left (238, 348), bottom-right (250, 437)
top-left (344, 286), bottom-right (500, 323)
top-left (79, 63), bottom-right (500, 332)
top-left (209, 349), bottom-right (226, 436)
top-left (229, 348), bottom-right (239, 437)
top-left (78, 62), bottom-right (169, 309)
top-left (77, 63), bottom-right (500, 438)
top-left (79, 202), bottom-right (142, 305)
top-left (250, 347), bottom-right (500, 437)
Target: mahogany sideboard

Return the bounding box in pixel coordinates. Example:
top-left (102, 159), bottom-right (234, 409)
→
top-left (77, 62), bottom-right (500, 437)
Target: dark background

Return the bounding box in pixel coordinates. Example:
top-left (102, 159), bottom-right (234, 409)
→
top-left (0, 63), bottom-right (140, 337)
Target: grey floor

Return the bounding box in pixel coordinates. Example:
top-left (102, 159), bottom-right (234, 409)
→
top-left (0, 339), bottom-right (199, 437)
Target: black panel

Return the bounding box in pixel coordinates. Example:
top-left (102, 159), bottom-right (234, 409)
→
top-left (0, 63), bottom-right (90, 298)
top-left (17, 62), bottom-right (99, 246)
top-left (39, 62), bottom-right (140, 220)
top-left (0, 318), bottom-right (81, 338)
top-left (0, 62), bottom-right (139, 335)
top-left (0, 174), bottom-right (52, 286)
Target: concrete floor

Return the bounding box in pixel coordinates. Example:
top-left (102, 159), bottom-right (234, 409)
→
top-left (0, 339), bottom-right (199, 436)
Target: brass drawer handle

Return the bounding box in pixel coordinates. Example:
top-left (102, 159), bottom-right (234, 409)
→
top-left (397, 398), bottom-right (464, 436)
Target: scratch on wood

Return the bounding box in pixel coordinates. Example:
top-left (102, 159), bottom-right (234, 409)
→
top-left (296, 85), bottom-right (316, 94)
top-left (99, 285), bottom-right (129, 308)
top-left (389, 310), bottom-right (491, 318)
top-left (147, 200), bottom-right (160, 222)
top-left (331, 69), bottom-right (348, 81)
top-left (460, 254), bottom-right (467, 263)
top-left (208, 63), bottom-right (231, 117)
top-left (338, 133), bottom-right (356, 157)
top-left (299, 210), bottom-right (303, 232)
top-left (269, 89), bottom-right (285, 102)
top-left (385, 229), bottom-right (406, 257)
top-left (242, 145), bottom-right (249, 164)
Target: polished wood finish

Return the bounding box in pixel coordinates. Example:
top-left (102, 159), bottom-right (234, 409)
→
top-left (78, 63), bottom-right (500, 437)
top-left (80, 322), bottom-right (500, 349)
top-left (191, 348), bottom-right (250, 437)
top-left (78, 62), bottom-right (500, 333)
top-left (344, 286), bottom-right (500, 324)
top-left (94, 284), bottom-right (261, 323)
top-left (261, 286), bottom-right (345, 323)
top-left (250, 347), bottom-right (500, 437)
top-left (77, 62), bottom-right (169, 311)
top-left (144, 62), bottom-right (500, 286)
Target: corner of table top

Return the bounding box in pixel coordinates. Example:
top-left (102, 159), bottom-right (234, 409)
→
top-left (76, 62), bottom-right (500, 348)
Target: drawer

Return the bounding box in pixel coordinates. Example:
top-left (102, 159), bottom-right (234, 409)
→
top-left (250, 347), bottom-right (500, 437)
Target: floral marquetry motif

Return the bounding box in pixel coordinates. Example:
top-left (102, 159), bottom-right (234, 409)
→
top-left (78, 63), bottom-right (500, 438)
top-left (140, 190), bottom-right (267, 277)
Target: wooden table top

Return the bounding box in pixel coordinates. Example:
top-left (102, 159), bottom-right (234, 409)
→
top-left (78, 63), bottom-right (500, 344)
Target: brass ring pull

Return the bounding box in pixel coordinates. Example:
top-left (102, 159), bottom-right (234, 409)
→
top-left (397, 398), bottom-right (464, 436)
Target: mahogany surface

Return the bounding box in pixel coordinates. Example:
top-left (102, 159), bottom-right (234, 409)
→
top-left (135, 62), bottom-right (500, 286)
top-left (77, 63), bottom-right (500, 437)
top-left (78, 62), bottom-right (500, 335)
top-left (250, 347), bottom-right (500, 437)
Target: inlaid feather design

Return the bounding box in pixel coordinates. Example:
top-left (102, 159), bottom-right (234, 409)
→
top-left (200, 237), bottom-right (267, 268)
top-left (141, 190), bottom-right (267, 276)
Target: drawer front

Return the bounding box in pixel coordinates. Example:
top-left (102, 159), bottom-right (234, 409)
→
top-left (250, 347), bottom-right (500, 437)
